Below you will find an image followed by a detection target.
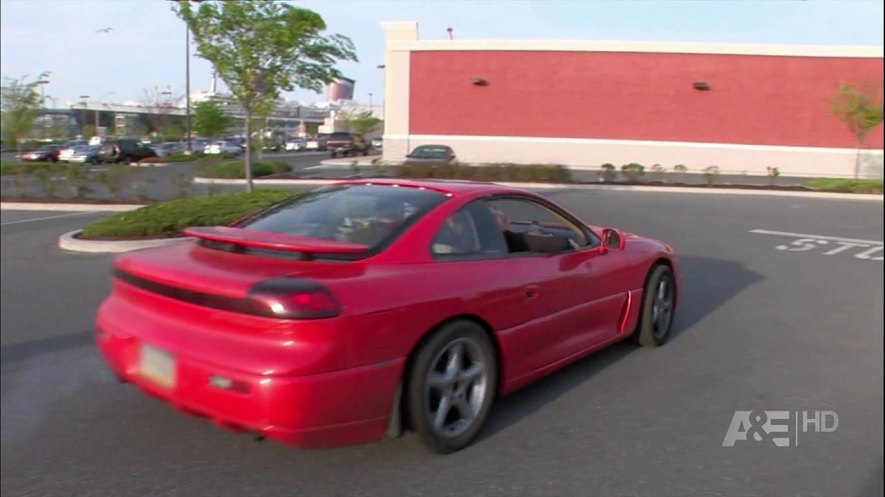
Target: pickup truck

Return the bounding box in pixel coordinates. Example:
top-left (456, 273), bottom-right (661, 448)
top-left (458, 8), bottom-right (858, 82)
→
top-left (328, 132), bottom-right (369, 158)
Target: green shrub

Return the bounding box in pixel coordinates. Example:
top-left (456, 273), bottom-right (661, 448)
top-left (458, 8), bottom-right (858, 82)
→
top-left (96, 166), bottom-right (130, 200)
top-left (390, 162), bottom-right (572, 183)
top-left (65, 165), bottom-right (91, 199)
top-left (620, 163), bottom-right (645, 181)
top-left (33, 168), bottom-right (60, 198)
top-left (0, 161), bottom-right (59, 176)
top-left (80, 189), bottom-right (298, 238)
top-left (600, 163), bottom-right (617, 181)
top-left (673, 164), bottom-right (688, 173)
top-left (703, 165), bottom-right (721, 185)
top-left (198, 160), bottom-right (291, 179)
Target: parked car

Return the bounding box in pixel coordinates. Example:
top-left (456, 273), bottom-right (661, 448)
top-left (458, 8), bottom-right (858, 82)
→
top-left (151, 142), bottom-right (184, 158)
top-left (20, 145), bottom-right (62, 162)
top-left (403, 145), bottom-right (457, 166)
top-left (95, 178), bottom-right (681, 453)
top-left (371, 137), bottom-right (383, 151)
top-left (284, 138), bottom-right (307, 152)
top-left (58, 145), bottom-right (91, 163)
top-left (62, 139), bottom-right (89, 149)
top-left (69, 145), bottom-right (102, 165)
top-left (204, 140), bottom-right (243, 156)
top-left (97, 139), bottom-right (158, 164)
top-left (305, 134), bottom-right (330, 151)
top-left (328, 132), bottom-right (369, 158)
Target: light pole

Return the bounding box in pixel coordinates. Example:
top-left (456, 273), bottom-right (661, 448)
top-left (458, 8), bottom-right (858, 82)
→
top-left (95, 91), bottom-right (116, 135)
top-left (36, 79), bottom-right (49, 138)
top-left (376, 64), bottom-right (386, 140)
top-left (185, 24), bottom-right (192, 153)
top-left (160, 89), bottom-right (173, 141)
top-left (78, 95), bottom-right (90, 137)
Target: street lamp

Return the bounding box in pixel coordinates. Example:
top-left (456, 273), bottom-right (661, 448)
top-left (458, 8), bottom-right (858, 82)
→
top-left (185, 24), bottom-right (193, 154)
top-left (76, 95), bottom-right (90, 137)
top-left (95, 91), bottom-right (116, 134)
top-left (376, 64), bottom-right (386, 140)
top-left (36, 79), bottom-right (49, 137)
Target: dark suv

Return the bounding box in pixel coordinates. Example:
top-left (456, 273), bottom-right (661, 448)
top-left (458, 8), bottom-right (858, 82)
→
top-left (328, 132), bottom-right (369, 158)
top-left (97, 139), bottom-right (157, 164)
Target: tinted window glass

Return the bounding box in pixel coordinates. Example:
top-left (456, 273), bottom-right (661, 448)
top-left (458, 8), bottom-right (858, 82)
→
top-left (432, 200), bottom-right (507, 258)
top-left (413, 146), bottom-right (449, 159)
top-left (241, 185), bottom-right (447, 249)
top-left (487, 198), bottom-right (591, 253)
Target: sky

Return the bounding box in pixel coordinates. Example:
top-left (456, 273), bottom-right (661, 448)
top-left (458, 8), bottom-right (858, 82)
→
top-left (1, 0), bottom-right (882, 109)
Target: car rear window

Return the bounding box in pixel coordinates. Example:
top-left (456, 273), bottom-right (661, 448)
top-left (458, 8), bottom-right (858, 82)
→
top-left (413, 146), bottom-right (449, 159)
top-left (239, 184), bottom-right (448, 250)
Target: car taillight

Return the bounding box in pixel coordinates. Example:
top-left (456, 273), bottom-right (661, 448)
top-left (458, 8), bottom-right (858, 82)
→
top-left (247, 278), bottom-right (341, 319)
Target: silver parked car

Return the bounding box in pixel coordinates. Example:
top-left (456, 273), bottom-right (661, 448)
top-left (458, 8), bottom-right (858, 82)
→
top-left (284, 138), bottom-right (307, 152)
top-left (204, 140), bottom-right (243, 156)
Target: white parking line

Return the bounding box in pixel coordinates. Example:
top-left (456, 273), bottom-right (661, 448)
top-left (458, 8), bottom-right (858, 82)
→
top-left (750, 229), bottom-right (883, 246)
top-left (0, 211), bottom-right (98, 226)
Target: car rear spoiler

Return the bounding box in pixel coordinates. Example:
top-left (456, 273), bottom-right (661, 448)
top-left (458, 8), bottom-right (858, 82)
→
top-left (183, 226), bottom-right (370, 254)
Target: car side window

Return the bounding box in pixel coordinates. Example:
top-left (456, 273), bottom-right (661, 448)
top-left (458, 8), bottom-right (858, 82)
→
top-left (487, 197), bottom-right (593, 254)
top-left (431, 201), bottom-right (508, 259)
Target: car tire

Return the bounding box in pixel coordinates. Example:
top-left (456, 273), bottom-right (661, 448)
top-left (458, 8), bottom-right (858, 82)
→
top-left (123, 156), bottom-right (132, 165)
top-left (634, 264), bottom-right (676, 347)
top-left (406, 320), bottom-right (498, 454)
top-left (89, 157), bottom-right (98, 165)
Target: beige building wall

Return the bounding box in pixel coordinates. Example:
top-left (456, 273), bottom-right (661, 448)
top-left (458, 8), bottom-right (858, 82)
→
top-left (380, 24), bottom-right (884, 179)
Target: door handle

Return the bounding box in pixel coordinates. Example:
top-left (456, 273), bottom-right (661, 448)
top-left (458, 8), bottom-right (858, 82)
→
top-left (524, 286), bottom-right (540, 300)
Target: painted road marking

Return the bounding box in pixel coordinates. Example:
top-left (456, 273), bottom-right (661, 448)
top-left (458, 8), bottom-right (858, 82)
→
top-left (0, 211), bottom-right (98, 226)
top-left (751, 229), bottom-right (883, 261)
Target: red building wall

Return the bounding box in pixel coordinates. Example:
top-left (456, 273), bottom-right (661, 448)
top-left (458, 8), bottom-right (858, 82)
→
top-left (409, 50), bottom-right (884, 149)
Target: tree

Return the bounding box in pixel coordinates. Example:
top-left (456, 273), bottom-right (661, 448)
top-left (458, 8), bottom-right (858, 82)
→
top-left (346, 110), bottom-right (382, 135)
top-left (193, 100), bottom-right (234, 138)
top-left (173, 0), bottom-right (357, 191)
top-left (141, 86), bottom-right (181, 139)
top-left (830, 83), bottom-right (884, 179)
top-left (1, 72), bottom-right (48, 153)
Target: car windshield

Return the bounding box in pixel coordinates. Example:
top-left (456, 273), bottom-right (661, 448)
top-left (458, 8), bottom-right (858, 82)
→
top-left (239, 184), bottom-right (448, 250)
top-left (412, 146), bottom-right (448, 159)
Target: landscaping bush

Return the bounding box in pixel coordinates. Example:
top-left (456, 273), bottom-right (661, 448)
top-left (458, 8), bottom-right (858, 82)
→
top-left (703, 165), bottom-right (721, 185)
top-left (390, 163), bottom-right (572, 183)
top-left (600, 163), bottom-right (617, 181)
top-left (0, 161), bottom-right (60, 176)
top-left (197, 160), bottom-right (291, 179)
top-left (80, 189), bottom-right (298, 239)
top-left (620, 163), bottom-right (645, 181)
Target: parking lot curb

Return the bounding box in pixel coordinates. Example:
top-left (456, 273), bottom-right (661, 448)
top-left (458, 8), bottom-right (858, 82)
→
top-left (59, 230), bottom-right (190, 253)
top-left (190, 177), bottom-right (883, 200)
top-left (1, 202), bottom-right (145, 212)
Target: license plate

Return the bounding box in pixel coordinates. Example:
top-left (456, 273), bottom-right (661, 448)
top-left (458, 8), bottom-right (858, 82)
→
top-left (139, 344), bottom-right (176, 389)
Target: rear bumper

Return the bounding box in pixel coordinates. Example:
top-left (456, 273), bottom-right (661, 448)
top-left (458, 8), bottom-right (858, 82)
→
top-left (95, 320), bottom-right (404, 448)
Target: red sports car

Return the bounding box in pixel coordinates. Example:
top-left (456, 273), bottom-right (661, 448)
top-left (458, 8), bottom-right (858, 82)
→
top-left (96, 179), bottom-right (680, 453)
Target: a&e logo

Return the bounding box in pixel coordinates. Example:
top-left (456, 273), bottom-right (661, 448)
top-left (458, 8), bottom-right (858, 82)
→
top-left (722, 410), bottom-right (839, 447)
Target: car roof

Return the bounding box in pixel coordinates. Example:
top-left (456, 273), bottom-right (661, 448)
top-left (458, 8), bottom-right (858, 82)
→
top-left (334, 178), bottom-right (529, 196)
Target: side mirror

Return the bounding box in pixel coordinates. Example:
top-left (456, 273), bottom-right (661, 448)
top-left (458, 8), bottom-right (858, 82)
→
top-left (405, 154), bottom-right (415, 159)
top-left (599, 228), bottom-right (625, 254)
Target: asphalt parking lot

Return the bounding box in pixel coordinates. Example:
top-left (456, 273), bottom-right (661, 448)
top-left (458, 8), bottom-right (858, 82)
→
top-left (1, 189), bottom-right (882, 497)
